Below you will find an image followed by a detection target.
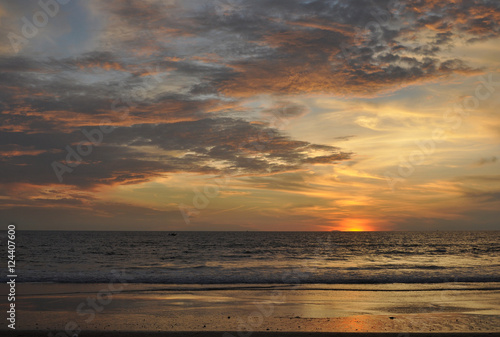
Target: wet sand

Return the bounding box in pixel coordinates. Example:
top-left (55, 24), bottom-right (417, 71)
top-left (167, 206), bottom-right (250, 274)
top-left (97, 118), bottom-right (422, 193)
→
top-left (1, 283), bottom-right (499, 334)
top-left (1, 332), bottom-right (500, 337)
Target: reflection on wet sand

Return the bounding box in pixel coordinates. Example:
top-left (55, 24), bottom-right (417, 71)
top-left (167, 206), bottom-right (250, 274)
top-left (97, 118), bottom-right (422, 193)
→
top-left (5, 283), bottom-right (500, 332)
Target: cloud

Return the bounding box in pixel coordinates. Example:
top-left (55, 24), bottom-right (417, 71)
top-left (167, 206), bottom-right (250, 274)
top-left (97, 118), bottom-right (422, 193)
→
top-left (454, 174), bottom-right (500, 183)
top-left (76, 0), bottom-right (494, 99)
top-left (0, 200), bottom-right (187, 230)
top-left (452, 174), bottom-right (500, 205)
top-left (0, 118), bottom-right (351, 188)
top-left (462, 189), bottom-right (500, 203)
top-left (1, 0), bottom-right (496, 135)
top-left (473, 156), bottom-right (498, 167)
top-left (261, 102), bottom-right (309, 121)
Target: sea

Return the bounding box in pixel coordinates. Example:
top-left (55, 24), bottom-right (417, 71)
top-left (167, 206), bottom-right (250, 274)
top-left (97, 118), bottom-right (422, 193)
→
top-left (3, 231), bottom-right (499, 284)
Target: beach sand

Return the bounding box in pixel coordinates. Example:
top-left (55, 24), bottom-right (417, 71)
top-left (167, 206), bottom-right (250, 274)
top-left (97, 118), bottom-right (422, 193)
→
top-left (1, 283), bottom-right (499, 334)
top-left (1, 332), bottom-right (500, 337)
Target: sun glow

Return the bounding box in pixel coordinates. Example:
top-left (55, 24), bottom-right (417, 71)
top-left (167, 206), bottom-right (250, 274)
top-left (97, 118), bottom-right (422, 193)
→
top-left (338, 218), bottom-right (373, 232)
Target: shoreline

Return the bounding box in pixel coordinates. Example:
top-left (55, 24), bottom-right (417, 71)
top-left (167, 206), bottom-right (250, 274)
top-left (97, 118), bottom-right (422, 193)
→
top-left (1, 282), bottom-right (499, 332)
top-left (13, 281), bottom-right (500, 290)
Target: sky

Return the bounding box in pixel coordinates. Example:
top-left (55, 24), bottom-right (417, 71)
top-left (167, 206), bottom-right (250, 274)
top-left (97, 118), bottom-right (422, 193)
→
top-left (0, 0), bottom-right (499, 231)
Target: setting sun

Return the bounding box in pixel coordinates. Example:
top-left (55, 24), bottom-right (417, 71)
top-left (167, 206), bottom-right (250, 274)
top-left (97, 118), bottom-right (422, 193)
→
top-left (338, 219), bottom-right (373, 232)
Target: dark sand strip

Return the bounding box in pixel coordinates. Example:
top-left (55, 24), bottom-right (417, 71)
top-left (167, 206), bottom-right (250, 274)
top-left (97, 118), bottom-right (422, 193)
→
top-left (1, 331), bottom-right (500, 337)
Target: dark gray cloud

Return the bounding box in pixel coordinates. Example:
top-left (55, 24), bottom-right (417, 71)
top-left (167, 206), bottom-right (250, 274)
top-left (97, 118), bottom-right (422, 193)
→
top-left (82, 0), bottom-right (496, 99)
top-left (0, 118), bottom-right (350, 187)
top-left (473, 156), bottom-right (498, 167)
top-left (456, 174), bottom-right (500, 182)
top-left (0, 202), bottom-right (187, 231)
top-left (394, 210), bottom-right (500, 231)
top-left (452, 174), bottom-right (500, 204)
top-left (462, 189), bottom-right (500, 203)
top-left (2, 0), bottom-right (497, 134)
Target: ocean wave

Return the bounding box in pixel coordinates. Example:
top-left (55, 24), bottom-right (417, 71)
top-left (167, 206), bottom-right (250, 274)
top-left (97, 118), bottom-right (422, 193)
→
top-left (3, 231), bottom-right (498, 286)
top-left (5, 269), bottom-right (499, 284)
